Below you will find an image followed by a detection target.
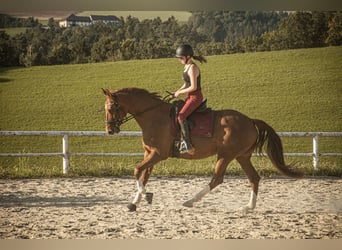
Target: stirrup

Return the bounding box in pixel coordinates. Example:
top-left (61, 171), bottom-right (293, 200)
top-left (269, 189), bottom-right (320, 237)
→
top-left (179, 140), bottom-right (193, 154)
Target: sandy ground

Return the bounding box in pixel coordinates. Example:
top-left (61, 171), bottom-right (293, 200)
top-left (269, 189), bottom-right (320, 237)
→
top-left (0, 176), bottom-right (341, 239)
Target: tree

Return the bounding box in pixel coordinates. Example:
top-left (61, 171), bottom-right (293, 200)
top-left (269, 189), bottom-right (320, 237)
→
top-left (90, 36), bottom-right (120, 62)
top-left (311, 11), bottom-right (329, 47)
top-left (19, 44), bottom-right (34, 67)
top-left (0, 31), bottom-right (16, 66)
top-left (120, 38), bottom-right (137, 60)
top-left (242, 35), bottom-right (262, 52)
top-left (277, 12), bottom-right (315, 49)
top-left (48, 44), bottom-right (73, 64)
top-left (326, 12), bottom-right (342, 46)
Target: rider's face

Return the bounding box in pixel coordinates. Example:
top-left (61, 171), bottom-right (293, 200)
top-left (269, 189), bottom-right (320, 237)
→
top-left (179, 56), bottom-right (189, 65)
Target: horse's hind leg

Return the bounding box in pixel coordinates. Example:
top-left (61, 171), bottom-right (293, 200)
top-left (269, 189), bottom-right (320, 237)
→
top-left (236, 155), bottom-right (260, 214)
top-left (183, 156), bottom-right (232, 207)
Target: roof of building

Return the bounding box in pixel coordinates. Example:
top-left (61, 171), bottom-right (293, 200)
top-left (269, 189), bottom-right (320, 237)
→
top-left (90, 15), bottom-right (120, 22)
top-left (64, 14), bottom-right (90, 22)
top-left (62, 14), bottom-right (120, 23)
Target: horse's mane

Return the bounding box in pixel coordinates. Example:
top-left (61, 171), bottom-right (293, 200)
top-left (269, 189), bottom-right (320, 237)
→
top-left (116, 87), bottom-right (163, 101)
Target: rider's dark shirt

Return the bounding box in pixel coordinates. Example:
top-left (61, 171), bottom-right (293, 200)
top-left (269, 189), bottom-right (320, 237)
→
top-left (182, 63), bottom-right (201, 91)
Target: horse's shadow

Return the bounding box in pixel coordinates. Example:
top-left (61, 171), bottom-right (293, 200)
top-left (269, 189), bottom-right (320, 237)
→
top-left (0, 192), bottom-right (126, 208)
top-left (0, 78), bottom-right (11, 83)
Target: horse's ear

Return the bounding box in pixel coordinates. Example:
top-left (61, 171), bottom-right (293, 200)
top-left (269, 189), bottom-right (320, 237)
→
top-left (102, 88), bottom-right (111, 96)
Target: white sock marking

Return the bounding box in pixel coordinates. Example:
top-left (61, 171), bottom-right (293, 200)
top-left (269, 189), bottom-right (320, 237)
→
top-left (193, 185), bottom-right (211, 202)
top-left (183, 185), bottom-right (210, 207)
top-left (247, 190), bottom-right (257, 209)
top-left (132, 180), bottom-right (146, 205)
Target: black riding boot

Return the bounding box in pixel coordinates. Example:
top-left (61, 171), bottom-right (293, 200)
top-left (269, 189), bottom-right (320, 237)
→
top-left (179, 120), bottom-right (193, 154)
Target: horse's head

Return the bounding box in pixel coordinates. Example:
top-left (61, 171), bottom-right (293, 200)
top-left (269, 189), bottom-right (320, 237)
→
top-left (102, 88), bottom-right (127, 135)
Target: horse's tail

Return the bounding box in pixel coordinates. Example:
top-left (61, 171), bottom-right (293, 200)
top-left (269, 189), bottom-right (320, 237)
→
top-left (253, 119), bottom-right (304, 178)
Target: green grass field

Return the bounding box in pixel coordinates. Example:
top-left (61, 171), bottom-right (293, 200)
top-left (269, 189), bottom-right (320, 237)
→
top-left (3, 10), bottom-right (192, 22)
top-left (78, 11), bottom-right (192, 22)
top-left (0, 27), bottom-right (28, 36)
top-left (0, 46), bottom-right (341, 178)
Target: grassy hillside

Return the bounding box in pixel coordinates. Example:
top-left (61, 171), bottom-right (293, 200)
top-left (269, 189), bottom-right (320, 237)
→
top-left (1, 11), bottom-right (191, 36)
top-left (3, 11), bottom-right (192, 22)
top-left (78, 11), bottom-right (192, 22)
top-left (0, 27), bottom-right (28, 36)
top-left (0, 46), bottom-right (341, 178)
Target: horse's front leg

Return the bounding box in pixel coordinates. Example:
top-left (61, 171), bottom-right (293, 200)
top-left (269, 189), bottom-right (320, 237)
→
top-left (127, 150), bottom-right (161, 212)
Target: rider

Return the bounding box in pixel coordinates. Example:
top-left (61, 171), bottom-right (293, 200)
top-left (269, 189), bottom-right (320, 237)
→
top-left (174, 44), bottom-right (207, 154)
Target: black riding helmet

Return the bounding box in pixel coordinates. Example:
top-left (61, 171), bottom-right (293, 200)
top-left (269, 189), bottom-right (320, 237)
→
top-left (175, 44), bottom-right (194, 58)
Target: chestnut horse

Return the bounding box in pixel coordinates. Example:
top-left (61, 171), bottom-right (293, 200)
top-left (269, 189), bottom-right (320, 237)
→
top-left (102, 87), bottom-right (303, 212)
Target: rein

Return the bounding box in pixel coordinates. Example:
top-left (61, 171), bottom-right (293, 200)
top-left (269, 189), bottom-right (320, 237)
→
top-left (106, 91), bottom-right (175, 127)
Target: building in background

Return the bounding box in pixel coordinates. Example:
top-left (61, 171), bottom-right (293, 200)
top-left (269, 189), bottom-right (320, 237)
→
top-left (59, 14), bottom-right (121, 28)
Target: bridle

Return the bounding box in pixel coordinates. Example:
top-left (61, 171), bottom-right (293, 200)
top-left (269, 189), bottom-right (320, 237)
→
top-left (105, 92), bottom-right (175, 131)
top-left (105, 94), bottom-right (134, 131)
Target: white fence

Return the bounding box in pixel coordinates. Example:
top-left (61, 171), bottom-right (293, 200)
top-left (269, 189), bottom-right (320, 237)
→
top-left (0, 131), bottom-right (341, 174)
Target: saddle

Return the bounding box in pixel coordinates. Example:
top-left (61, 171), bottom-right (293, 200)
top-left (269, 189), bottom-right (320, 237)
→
top-left (170, 98), bottom-right (214, 138)
top-left (170, 99), bottom-right (214, 157)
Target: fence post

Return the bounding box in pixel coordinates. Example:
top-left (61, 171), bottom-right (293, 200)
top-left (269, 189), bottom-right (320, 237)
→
top-left (313, 135), bottom-right (319, 170)
top-left (63, 134), bottom-right (69, 174)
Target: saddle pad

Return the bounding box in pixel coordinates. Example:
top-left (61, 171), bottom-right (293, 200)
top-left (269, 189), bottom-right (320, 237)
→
top-left (188, 111), bottom-right (213, 137)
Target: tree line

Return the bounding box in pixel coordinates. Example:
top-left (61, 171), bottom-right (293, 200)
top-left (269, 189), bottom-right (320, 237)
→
top-left (0, 11), bottom-right (341, 67)
top-left (0, 14), bottom-right (39, 28)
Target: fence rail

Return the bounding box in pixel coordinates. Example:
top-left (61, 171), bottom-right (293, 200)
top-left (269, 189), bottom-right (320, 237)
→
top-left (0, 131), bottom-right (341, 174)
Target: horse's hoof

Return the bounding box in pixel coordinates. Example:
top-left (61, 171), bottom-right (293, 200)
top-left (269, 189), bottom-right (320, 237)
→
top-left (127, 203), bottom-right (137, 212)
top-left (145, 192), bottom-right (153, 204)
top-left (241, 207), bottom-right (248, 216)
top-left (240, 206), bottom-right (252, 216)
top-left (182, 200), bottom-right (194, 208)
